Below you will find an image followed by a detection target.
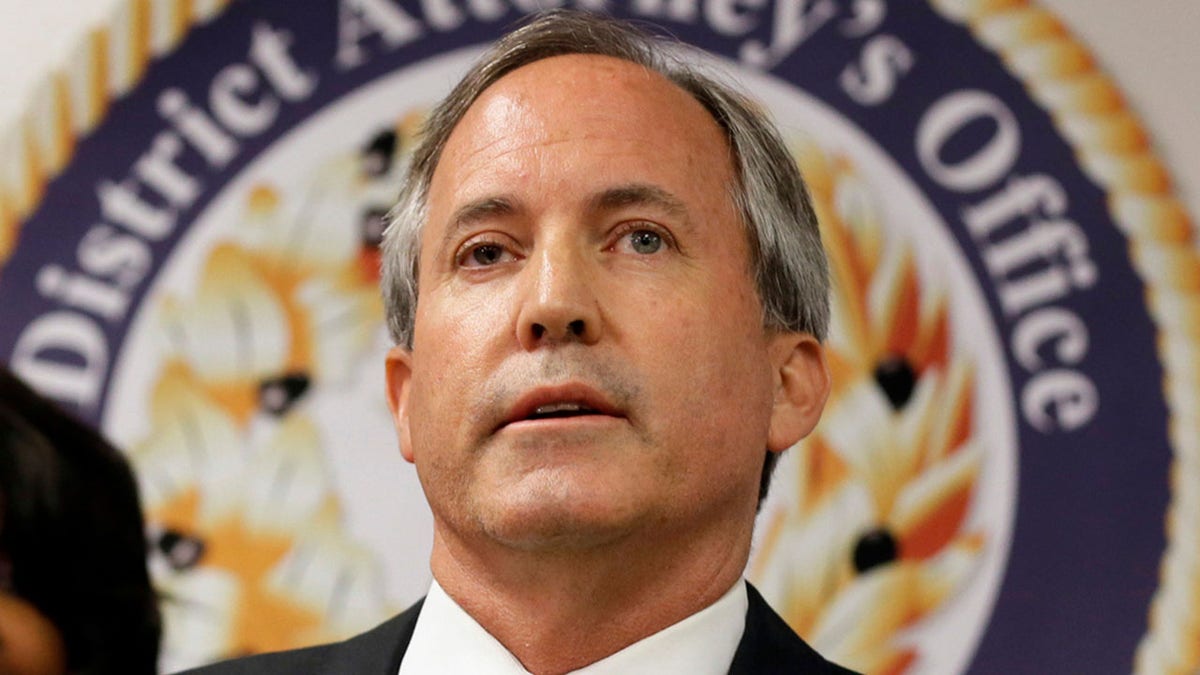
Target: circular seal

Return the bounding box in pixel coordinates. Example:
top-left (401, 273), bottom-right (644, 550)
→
top-left (0, 0), bottom-right (1193, 672)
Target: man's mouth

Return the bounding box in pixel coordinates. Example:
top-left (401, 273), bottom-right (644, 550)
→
top-left (526, 402), bottom-right (602, 420)
top-left (500, 384), bottom-right (624, 430)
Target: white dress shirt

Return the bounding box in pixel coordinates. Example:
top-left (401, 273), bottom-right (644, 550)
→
top-left (398, 578), bottom-right (748, 675)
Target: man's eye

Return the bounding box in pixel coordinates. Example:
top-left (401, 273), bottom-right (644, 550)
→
top-left (624, 229), bottom-right (664, 255)
top-left (461, 243), bottom-right (510, 267)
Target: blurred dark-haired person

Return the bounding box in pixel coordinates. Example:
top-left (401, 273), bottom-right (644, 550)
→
top-left (0, 367), bottom-right (161, 674)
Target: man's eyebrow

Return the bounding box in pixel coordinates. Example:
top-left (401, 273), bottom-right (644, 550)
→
top-left (588, 184), bottom-right (690, 221)
top-left (437, 185), bottom-right (689, 251)
top-left (439, 196), bottom-right (518, 250)
top-left (450, 196), bottom-right (517, 228)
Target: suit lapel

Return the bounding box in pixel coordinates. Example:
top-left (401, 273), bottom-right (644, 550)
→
top-left (728, 583), bottom-right (852, 674)
top-left (333, 598), bottom-right (424, 674)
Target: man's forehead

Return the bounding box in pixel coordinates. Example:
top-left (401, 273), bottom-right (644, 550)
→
top-left (430, 54), bottom-right (732, 191)
top-left (450, 54), bottom-right (717, 148)
top-left (476, 53), bottom-right (673, 105)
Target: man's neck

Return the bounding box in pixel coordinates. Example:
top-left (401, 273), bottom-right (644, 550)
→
top-left (429, 521), bottom-right (752, 675)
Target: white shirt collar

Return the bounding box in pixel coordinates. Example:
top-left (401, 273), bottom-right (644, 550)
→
top-left (398, 578), bottom-right (748, 675)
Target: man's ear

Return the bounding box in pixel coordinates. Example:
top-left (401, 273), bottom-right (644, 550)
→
top-left (385, 346), bottom-right (416, 463)
top-left (766, 332), bottom-right (830, 453)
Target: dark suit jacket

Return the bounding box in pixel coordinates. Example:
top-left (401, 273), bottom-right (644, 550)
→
top-left (178, 583), bottom-right (858, 674)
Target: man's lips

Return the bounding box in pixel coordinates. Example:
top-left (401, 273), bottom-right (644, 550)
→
top-left (499, 383), bottom-right (625, 431)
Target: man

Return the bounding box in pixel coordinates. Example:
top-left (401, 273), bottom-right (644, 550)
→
top-left (186, 9), bottom-right (853, 674)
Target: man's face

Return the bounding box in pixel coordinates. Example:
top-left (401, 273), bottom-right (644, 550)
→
top-left (387, 54), bottom-right (826, 553)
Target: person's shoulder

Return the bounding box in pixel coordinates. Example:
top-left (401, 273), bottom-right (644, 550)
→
top-left (731, 583), bottom-right (862, 675)
top-left (172, 599), bottom-right (424, 675)
top-left (173, 641), bottom-right (339, 675)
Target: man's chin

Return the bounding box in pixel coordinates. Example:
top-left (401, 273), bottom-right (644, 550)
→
top-left (474, 491), bottom-right (647, 554)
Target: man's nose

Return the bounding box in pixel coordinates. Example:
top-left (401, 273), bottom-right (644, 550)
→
top-left (515, 245), bottom-right (602, 349)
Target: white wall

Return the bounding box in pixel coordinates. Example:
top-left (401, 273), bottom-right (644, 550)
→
top-left (0, 1), bottom-right (1196, 220)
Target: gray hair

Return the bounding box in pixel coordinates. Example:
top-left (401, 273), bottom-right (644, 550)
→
top-left (382, 9), bottom-right (829, 349)
top-left (379, 10), bottom-right (830, 503)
